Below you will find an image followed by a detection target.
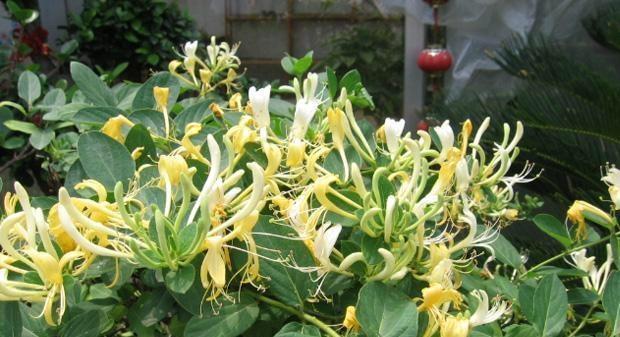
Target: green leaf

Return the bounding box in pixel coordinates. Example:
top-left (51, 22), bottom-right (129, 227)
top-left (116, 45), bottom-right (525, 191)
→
top-left (128, 288), bottom-right (174, 327)
top-left (339, 69), bottom-right (362, 93)
top-left (274, 322), bottom-right (321, 337)
top-left (0, 302), bottom-right (21, 337)
top-left (29, 128), bottom-right (54, 150)
top-left (59, 39), bottom-right (79, 56)
top-left (602, 271), bottom-right (620, 336)
top-left (281, 56), bottom-right (296, 75)
top-left (165, 264), bottom-right (195, 294)
top-left (77, 132), bottom-right (136, 191)
top-left (125, 124), bottom-right (157, 165)
top-left (6, 1), bottom-right (38, 24)
top-left (174, 100), bottom-right (214, 133)
top-left (18, 71), bottom-right (41, 107)
top-left (60, 309), bottom-right (110, 337)
top-left (486, 232), bottom-right (523, 268)
top-left (361, 234), bottom-right (389, 265)
top-left (132, 72), bottom-right (180, 110)
top-left (533, 214), bottom-right (572, 248)
top-left (70, 62), bottom-right (117, 106)
top-left (253, 216), bottom-right (316, 307)
top-left (39, 88), bottom-right (66, 109)
top-left (532, 274), bottom-right (568, 337)
top-left (4, 120), bottom-right (38, 134)
top-left (504, 324), bottom-right (539, 337)
top-left (129, 109), bottom-right (165, 137)
top-left (356, 282), bottom-right (418, 337)
top-left (567, 288), bottom-right (599, 305)
top-left (519, 283), bottom-right (536, 325)
top-left (147, 54), bottom-right (160, 65)
top-left (73, 107), bottom-right (122, 125)
top-left (293, 51), bottom-right (313, 76)
top-left (184, 297), bottom-right (259, 337)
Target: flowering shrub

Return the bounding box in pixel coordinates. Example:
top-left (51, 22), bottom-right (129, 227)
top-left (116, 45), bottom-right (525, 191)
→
top-left (0, 38), bottom-right (618, 337)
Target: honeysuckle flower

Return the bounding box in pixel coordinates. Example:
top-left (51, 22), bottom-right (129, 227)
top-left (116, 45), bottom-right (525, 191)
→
top-left (418, 283), bottom-right (463, 312)
top-left (153, 86), bottom-right (171, 137)
top-left (602, 165), bottom-right (620, 210)
top-left (313, 222), bottom-right (341, 275)
top-left (286, 138), bottom-right (306, 167)
top-left (158, 154), bottom-right (190, 186)
top-left (227, 116), bottom-right (258, 152)
top-left (291, 100), bottom-right (319, 139)
top-left (469, 289), bottom-right (510, 327)
top-left (183, 40), bottom-right (198, 83)
top-left (248, 85), bottom-right (271, 129)
top-left (184, 40), bottom-right (198, 60)
top-left (101, 115), bottom-right (134, 143)
top-left (384, 118), bottom-right (405, 159)
top-left (455, 157), bottom-right (470, 193)
top-left (200, 235), bottom-right (227, 295)
top-left (181, 122), bottom-right (209, 163)
top-left (343, 306), bottom-right (361, 332)
top-left (327, 107), bottom-right (350, 180)
top-left (434, 120), bottom-right (455, 162)
top-left (567, 200), bottom-right (614, 240)
top-left (440, 315), bottom-right (469, 337)
top-left (568, 244), bottom-right (614, 294)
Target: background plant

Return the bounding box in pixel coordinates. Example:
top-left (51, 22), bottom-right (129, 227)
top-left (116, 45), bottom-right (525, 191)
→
top-left (64, 0), bottom-right (199, 81)
top-left (323, 24), bottom-right (403, 120)
top-left (433, 0), bottom-right (620, 205)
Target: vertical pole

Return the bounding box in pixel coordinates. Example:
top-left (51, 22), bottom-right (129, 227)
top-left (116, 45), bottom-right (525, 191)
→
top-left (403, 13), bottom-right (425, 129)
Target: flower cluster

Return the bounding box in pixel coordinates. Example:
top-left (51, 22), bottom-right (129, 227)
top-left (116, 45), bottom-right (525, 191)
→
top-left (0, 41), bottom-right (542, 333)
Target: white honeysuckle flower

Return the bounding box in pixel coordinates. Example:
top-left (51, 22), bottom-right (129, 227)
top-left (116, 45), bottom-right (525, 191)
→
top-left (248, 85), bottom-right (271, 129)
top-left (569, 245), bottom-right (614, 294)
top-left (384, 118), bottom-right (405, 159)
top-left (313, 222), bottom-right (341, 272)
top-left (469, 289), bottom-right (511, 327)
top-left (455, 157), bottom-right (470, 193)
top-left (434, 120), bottom-right (455, 161)
top-left (303, 72), bottom-right (319, 103)
top-left (602, 166), bottom-right (620, 210)
top-left (184, 40), bottom-right (198, 59)
top-left (291, 99), bottom-right (319, 139)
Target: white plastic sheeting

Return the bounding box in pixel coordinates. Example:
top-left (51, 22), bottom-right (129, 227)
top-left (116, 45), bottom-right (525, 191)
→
top-left (378, 0), bottom-right (608, 98)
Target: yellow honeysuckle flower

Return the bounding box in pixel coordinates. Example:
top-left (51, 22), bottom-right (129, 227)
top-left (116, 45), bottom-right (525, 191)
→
top-left (181, 123), bottom-right (209, 163)
top-left (227, 116), bottom-right (258, 152)
top-left (158, 154), bottom-right (190, 186)
top-left (200, 235), bottom-right (227, 291)
top-left (210, 102), bottom-right (225, 118)
top-left (168, 60), bottom-right (182, 74)
top-left (459, 119), bottom-right (473, 155)
top-left (153, 86), bottom-right (169, 111)
top-left (153, 86), bottom-right (170, 138)
top-left (228, 92), bottom-right (242, 111)
top-left (200, 68), bottom-right (213, 86)
top-left (313, 175), bottom-right (358, 220)
top-left (286, 139), bottom-right (306, 167)
top-left (3, 192), bottom-right (18, 215)
top-left (440, 315), bottom-right (469, 337)
top-left (418, 283), bottom-right (462, 312)
top-left (131, 147), bottom-right (144, 160)
top-left (74, 179), bottom-right (108, 202)
top-left (567, 200), bottom-right (614, 240)
top-left (343, 306), bottom-right (361, 332)
top-left (101, 115), bottom-right (134, 143)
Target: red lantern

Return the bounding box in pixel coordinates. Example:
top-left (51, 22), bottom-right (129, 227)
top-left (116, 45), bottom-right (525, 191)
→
top-left (416, 120), bottom-right (429, 131)
top-left (417, 48), bottom-right (452, 73)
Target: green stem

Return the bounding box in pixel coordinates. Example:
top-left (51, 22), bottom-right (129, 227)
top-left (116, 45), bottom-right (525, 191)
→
top-left (520, 233), bottom-right (618, 280)
top-left (567, 302), bottom-right (598, 337)
top-left (251, 294), bottom-right (341, 337)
